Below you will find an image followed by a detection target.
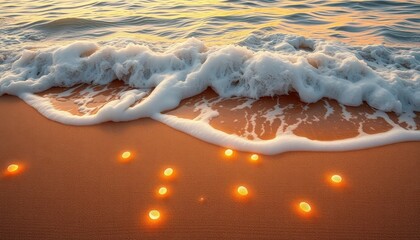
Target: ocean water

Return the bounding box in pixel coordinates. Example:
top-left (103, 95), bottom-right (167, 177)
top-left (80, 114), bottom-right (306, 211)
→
top-left (0, 0), bottom-right (419, 154)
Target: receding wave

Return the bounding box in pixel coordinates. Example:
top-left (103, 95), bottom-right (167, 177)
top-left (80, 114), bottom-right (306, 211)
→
top-left (0, 34), bottom-right (419, 154)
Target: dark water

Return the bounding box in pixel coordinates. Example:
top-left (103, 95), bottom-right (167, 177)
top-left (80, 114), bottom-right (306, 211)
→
top-left (1, 0), bottom-right (419, 50)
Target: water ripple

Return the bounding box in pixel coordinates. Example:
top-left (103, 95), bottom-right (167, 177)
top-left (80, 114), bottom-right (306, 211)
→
top-left (0, 0), bottom-right (419, 49)
top-left (35, 18), bottom-right (114, 32)
top-left (283, 13), bottom-right (330, 25)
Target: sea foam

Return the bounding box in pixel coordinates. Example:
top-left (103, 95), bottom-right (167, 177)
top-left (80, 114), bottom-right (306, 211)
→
top-left (1, 34), bottom-right (419, 154)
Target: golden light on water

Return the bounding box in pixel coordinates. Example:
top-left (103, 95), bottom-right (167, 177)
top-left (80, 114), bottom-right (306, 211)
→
top-left (331, 174), bottom-right (342, 183)
top-left (3, 0), bottom-right (413, 50)
top-left (237, 186), bottom-right (249, 196)
top-left (224, 149), bottom-right (233, 157)
top-left (299, 202), bottom-right (312, 213)
top-left (7, 164), bottom-right (19, 173)
top-left (250, 154), bottom-right (259, 161)
top-left (148, 210), bottom-right (160, 220)
top-left (164, 168), bottom-right (174, 177)
top-left (158, 187), bottom-right (168, 196)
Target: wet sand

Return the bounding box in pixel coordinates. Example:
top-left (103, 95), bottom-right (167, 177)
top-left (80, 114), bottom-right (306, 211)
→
top-left (1, 95), bottom-right (420, 239)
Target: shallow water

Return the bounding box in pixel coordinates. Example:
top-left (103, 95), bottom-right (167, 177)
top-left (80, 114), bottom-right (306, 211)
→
top-left (1, 0), bottom-right (419, 50)
top-left (0, 0), bottom-right (419, 154)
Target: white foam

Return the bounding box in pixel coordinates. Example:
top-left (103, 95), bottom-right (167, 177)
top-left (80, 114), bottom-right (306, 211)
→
top-left (1, 35), bottom-right (419, 154)
top-left (339, 104), bottom-right (353, 121)
top-left (323, 100), bottom-right (334, 119)
top-left (153, 113), bottom-right (420, 155)
top-left (193, 98), bottom-right (220, 123)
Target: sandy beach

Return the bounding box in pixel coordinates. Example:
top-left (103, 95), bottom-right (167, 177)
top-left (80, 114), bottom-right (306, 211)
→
top-left (1, 95), bottom-right (419, 239)
top-left (1, 0), bottom-right (420, 239)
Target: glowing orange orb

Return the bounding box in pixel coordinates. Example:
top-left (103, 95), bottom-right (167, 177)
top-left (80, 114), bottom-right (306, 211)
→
top-left (237, 186), bottom-right (249, 196)
top-left (164, 168), bottom-right (174, 177)
top-left (7, 164), bottom-right (19, 173)
top-left (299, 202), bottom-right (311, 213)
top-left (158, 187), bottom-right (168, 196)
top-left (331, 174), bottom-right (342, 183)
top-left (121, 151), bottom-right (131, 159)
top-left (224, 149), bottom-right (233, 157)
top-left (149, 210), bottom-right (160, 220)
top-left (250, 154), bottom-right (259, 161)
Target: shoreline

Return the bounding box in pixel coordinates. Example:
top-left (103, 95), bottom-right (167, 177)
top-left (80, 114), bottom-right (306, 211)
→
top-left (1, 95), bottom-right (420, 239)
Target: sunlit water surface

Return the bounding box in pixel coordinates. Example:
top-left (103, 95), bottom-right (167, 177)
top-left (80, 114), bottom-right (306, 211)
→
top-left (1, 0), bottom-right (419, 50)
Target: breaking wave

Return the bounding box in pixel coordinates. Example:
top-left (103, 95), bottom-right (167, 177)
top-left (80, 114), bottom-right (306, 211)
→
top-left (1, 34), bottom-right (419, 153)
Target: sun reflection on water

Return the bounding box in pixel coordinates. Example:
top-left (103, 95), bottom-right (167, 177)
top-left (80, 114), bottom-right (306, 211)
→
top-left (1, 0), bottom-right (414, 48)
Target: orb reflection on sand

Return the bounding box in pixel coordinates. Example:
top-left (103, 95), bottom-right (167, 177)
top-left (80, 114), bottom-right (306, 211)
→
top-left (164, 168), bottom-right (174, 177)
top-left (250, 154), bottom-right (259, 161)
top-left (121, 151), bottom-right (131, 160)
top-left (299, 202), bottom-right (311, 213)
top-left (149, 210), bottom-right (160, 220)
top-left (158, 187), bottom-right (168, 196)
top-left (224, 149), bottom-right (233, 157)
top-left (7, 164), bottom-right (19, 173)
top-left (331, 174), bottom-right (342, 183)
top-left (237, 186), bottom-right (249, 196)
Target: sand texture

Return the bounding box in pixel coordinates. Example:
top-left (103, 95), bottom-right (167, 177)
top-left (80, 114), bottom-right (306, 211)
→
top-left (1, 95), bottom-right (420, 239)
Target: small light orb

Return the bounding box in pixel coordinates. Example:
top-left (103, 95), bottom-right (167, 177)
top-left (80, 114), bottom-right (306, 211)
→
top-left (164, 168), bottom-right (174, 177)
top-left (121, 151), bottom-right (131, 159)
top-left (7, 164), bottom-right (19, 173)
top-left (250, 154), bottom-right (259, 161)
top-left (158, 187), bottom-right (168, 196)
top-left (224, 149), bottom-right (233, 157)
top-left (149, 210), bottom-right (160, 220)
top-left (198, 196), bottom-right (206, 203)
top-left (331, 174), bottom-right (342, 183)
top-left (237, 186), bottom-right (248, 196)
top-left (299, 202), bottom-right (311, 213)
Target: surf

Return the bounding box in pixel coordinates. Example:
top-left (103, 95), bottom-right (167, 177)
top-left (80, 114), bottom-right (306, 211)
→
top-left (0, 34), bottom-right (419, 154)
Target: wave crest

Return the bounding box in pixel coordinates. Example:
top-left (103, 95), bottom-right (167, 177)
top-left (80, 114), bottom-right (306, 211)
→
top-left (1, 35), bottom-right (419, 115)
